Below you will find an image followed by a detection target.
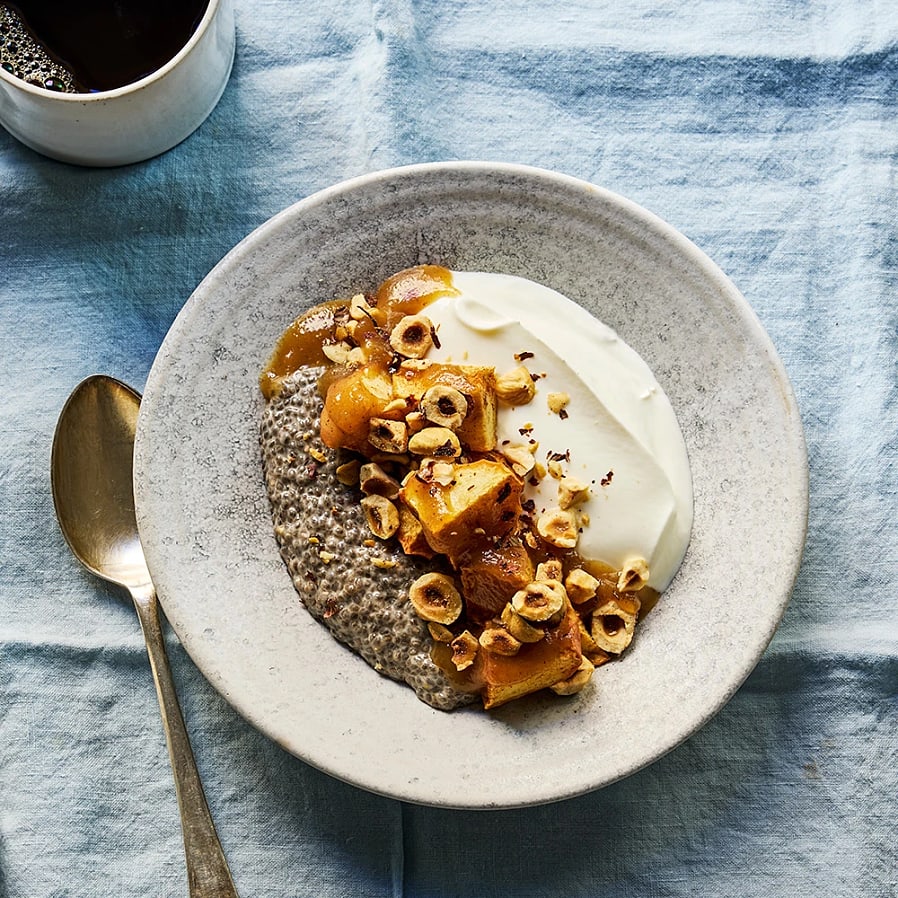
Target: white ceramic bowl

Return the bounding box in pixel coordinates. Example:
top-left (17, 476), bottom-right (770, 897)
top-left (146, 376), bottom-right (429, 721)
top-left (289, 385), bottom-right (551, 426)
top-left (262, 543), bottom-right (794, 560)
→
top-left (0, 0), bottom-right (235, 166)
top-left (135, 163), bottom-right (808, 808)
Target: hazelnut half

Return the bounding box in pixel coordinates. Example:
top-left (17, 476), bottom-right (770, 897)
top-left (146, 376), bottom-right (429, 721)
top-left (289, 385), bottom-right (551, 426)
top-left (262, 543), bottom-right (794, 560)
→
top-left (389, 315), bottom-right (435, 358)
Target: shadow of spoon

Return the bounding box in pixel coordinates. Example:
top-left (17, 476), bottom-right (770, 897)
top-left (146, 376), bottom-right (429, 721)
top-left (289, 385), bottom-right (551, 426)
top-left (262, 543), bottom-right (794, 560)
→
top-left (51, 374), bottom-right (239, 898)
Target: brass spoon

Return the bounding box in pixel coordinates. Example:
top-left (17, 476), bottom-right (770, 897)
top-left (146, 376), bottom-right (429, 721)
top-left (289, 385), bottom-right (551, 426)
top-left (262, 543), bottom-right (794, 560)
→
top-left (51, 374), bottom-right (239, 898)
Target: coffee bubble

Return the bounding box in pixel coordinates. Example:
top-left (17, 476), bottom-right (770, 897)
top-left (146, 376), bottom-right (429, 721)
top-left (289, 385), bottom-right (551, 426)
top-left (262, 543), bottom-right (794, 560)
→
top-left (0, 5), bottom-right (78, 92)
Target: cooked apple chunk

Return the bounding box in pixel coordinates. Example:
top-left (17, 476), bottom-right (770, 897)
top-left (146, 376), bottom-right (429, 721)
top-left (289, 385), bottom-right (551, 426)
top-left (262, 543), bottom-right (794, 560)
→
top-left (457, 542), bottom-right (535, 622)
top-left (320, 366), bottom-right (400, 453)
top-left (399, 458), bottom-right (523, 558)
top-left (479, 601), bottom-right (583, 709)
top-left (392, 363), bottom-right (498, 452)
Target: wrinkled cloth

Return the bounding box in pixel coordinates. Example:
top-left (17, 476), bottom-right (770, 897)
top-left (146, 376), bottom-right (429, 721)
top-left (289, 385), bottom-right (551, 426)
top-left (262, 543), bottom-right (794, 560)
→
top-left (1, 1), bottom-right (896, 896)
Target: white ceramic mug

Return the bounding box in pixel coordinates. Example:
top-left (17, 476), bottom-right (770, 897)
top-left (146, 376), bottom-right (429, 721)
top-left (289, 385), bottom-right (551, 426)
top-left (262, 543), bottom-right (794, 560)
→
top-left (0, 0), bottom-right (235, 167)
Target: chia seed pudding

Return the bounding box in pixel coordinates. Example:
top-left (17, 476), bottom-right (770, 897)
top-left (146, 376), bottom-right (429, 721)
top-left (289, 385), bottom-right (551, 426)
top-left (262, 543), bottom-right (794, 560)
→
top-left (260, 366), bottom-right (476, 711)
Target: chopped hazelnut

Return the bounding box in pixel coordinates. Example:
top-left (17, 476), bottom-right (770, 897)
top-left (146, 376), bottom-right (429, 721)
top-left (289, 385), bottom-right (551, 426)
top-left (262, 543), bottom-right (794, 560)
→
top-left (349, 293), bottom-right (383, 323)
top-left (495, 365), bottom-right (537, 406)
top-left (359, 462), bottom-right (401, 499)
top-left (617, 558), bottom-right (650, 592)
top-left (564, 568), bottom-right (600, 604)
top-left (368, 418), bottom-right (408, 453)
top-left (428, 621), bottom-right (455, 643)
top-left (450, 630), bottom-right (479, 671)
top-left (547, 392), bottom-right (570, 415)
top-left (536, 507), bottom-right (579, 549)
top-left (361, 494), bottom-right (400, 539)
top-left (389, 315), bottom-right (435, 358)
top-left (408, 426), bottom-right (462, 457)
top-left (420, 385), bottom-right (468, 431)
top-left (479, 627), bottom-right (522, 656)
top-left (371, 557), bottom-right (398, 570)
top-left (535, 559), bottom-right (563, 583)
top-left (591, 595), bottom-right (640, 654)
top-left (511, 580), bottom-right (565, 622)
top-left (335, 459), bottom-right (361, 485)
top-left (408, 572), bottom-right (463, 624)
top-left (500, 603), bottom-right (545, 643)
top-left (321, 341), bottom-right (354, 365)
top-left (405, 410), bottom-right (426, 433)
top-left (557, 475), bottom-right (590, 509)
top-left (415, 457), bottom-right (456, 486)
top-left (383, 397), bottom-right (413, 415)
top-left (499, 442), bottom-right (536, 476)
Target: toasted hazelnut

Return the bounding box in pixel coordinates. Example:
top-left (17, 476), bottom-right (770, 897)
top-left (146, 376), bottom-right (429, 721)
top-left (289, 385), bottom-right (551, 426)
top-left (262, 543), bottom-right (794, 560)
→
top-left (511, 580), bottom-right (565, 622)
top-left (450, 629), bottom-right (480, 670)
top-left (415, 457), bottom-right (456, 486)
top-left (383, 397), bottom-right (413, 415)
top-left (558, 476), bottom-right (590, 510)
top-left (535, 558), bottom-right (563, 582)
top-left (408, 572), bottom-right (463, 624)
top-left (335, 459), bottom-right (361, 485)
top-left (495, 365), bottom-right (537, 405)
top-left (500, 603), bottom-right (545, 643)
top-left (389, 315), bottom-right (435, 358)
top-left (500, 443), bottom-right (536, 476)
top-left (368, 418), bottom-right (408, 453)
top-left (591, 596), bottom-right (640, 654)
top-left (321, 340), bottom-right (354, 365)
top-left (550, 657), bottom-right (595, 696)
top-left (536, 507), bottom-right (579, 548)
top-left (547, 392), bottom-right (570, 415)
top-left (427, 621), bottom-right (455, 643)
top-left (347, 346), bottom-right (367, 366)
top-left (399, 358), bottom-right (432, 372)
top-left (359, 462), bottom-right (401, 499)
top-left (360, 494), bottom-right (400, 539)
top-left (408, 426), bottom-right (462, 458)
top-left (617, 558), bottom-right (650, 592)
top-left (371, 557), bottom-right (398, 569)
top-left (564, 568), bottom-right (599, 604)
top-left (479, 627), bottom-right (522, 656)
top-left (420, 385), bottom-right (468, 430)
top-left (405, 410), bottom-right (427, 433)
top-left (349, 293), bottom-right (383, 323)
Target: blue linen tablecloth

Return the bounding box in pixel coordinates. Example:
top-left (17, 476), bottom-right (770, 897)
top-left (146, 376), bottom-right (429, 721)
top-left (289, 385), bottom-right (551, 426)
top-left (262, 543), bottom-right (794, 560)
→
top-left (2, 1), bottom-right (896, 895)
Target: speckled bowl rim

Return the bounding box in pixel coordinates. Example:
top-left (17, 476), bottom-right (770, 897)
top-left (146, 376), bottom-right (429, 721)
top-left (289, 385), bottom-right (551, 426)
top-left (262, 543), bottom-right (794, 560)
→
top-left (135, 161), bottom-right (808, 809)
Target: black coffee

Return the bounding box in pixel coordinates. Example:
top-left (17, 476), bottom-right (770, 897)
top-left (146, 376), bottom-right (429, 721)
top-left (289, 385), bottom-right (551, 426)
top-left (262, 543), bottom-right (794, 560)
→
top-left (0, 0), bottom-right (209, 93)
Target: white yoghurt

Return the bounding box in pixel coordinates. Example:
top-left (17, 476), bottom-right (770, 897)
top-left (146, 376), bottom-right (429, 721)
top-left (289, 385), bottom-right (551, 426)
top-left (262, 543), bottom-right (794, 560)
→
top-left (425, 271), bottom-right (693, 590)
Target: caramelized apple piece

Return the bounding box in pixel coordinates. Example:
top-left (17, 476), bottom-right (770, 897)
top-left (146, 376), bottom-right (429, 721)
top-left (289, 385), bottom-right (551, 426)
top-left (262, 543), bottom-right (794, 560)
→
top-left (399, 459), bottom-right (523, 558)
top-left (392, 363), bottom-right (498, 451)
top-left (396, 506), bottom-right (435, 558)
top-left (479, 601), bottom-right (583, 709)
top-left (320, 366), bottom-right (401, 452)
top-left (458, 543), bottom-right (535, 622)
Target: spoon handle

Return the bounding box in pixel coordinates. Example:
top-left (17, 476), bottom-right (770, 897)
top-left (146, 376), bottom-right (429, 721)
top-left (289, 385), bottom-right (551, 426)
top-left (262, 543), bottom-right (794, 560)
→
top-left (130, 584), bottom-right (239, 898)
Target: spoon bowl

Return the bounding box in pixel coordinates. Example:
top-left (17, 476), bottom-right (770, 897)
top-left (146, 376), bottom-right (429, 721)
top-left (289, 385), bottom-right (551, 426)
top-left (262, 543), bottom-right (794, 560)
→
top-left (52, 376), bottom-right (150, 589)
top-left (51, 374), bottom-right (238, 898)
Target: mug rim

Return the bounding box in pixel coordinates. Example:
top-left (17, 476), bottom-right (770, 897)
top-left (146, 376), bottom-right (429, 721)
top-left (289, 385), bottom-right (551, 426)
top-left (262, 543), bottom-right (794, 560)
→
top-left (0, 0), bottom-right (222, 100)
